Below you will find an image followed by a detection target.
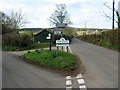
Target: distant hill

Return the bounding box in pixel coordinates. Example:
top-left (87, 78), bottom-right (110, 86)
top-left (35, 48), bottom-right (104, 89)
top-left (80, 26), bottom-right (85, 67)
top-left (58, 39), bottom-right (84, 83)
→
top-left (20, 28), bottom-right (47, 32)
top-left (20, 27), bottom-right (111, 32)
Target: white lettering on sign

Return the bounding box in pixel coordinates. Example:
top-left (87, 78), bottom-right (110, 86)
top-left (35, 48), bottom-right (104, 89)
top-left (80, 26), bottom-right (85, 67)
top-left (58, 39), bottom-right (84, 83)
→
top-left (56, 37), bottom-right (69, 46)
top-left (56, 44), bottom-right (69, 46)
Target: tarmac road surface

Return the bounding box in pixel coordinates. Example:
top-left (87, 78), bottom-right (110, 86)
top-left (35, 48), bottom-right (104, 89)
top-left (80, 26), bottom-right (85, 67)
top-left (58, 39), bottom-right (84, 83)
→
top-left (2, 51), bottom-right (65, 88)
top-left (70, 38), bottom-right (118, 88)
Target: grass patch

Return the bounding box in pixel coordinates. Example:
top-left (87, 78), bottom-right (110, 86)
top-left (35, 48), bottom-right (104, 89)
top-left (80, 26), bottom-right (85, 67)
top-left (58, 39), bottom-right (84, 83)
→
top-left (21, 50), bottom-right (77, 71)
top-left (2, 46), bottom-right (18, 51)
top-left (77, 35), bottom-right (120, 51)
top-left (31, 43), bottom-right (55, 50)
top-left (19, 31), bottom-right (32, 35)
top-left (99, 42), bottom-right (120, 51)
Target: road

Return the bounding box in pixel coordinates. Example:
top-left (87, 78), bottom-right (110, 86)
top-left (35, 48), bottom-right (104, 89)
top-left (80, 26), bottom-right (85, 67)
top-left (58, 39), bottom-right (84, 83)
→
top-left (2, 38), bottom-right (119, 88)
top-left (2, 51), bottom-right (65, 88)
top-left (70, 38), bottom-right (118, 88)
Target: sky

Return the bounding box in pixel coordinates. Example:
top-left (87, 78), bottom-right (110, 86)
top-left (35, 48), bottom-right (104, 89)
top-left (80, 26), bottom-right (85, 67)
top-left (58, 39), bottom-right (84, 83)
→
top-left (0, 0), bottom-right (120, 29)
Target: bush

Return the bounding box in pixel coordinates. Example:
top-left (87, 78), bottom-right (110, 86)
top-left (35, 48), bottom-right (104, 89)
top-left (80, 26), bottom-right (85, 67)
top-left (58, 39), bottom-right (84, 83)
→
top-left (2, 34), bottom-right (33, 47)
top-left (2, 46), bottom-right (18, 51)
top-left (101, 29), bottom-right (119, 45)
top-left (78, 34), bottom-right (101, 44)
top-left (27, 51), bottom-right (31, 53)
top-left (77, 29), bottom-right (120, 51)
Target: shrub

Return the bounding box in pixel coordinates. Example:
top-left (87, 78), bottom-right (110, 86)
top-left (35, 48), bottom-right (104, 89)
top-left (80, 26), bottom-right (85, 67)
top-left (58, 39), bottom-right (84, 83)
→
top-left (27, 51), bottom-right (30, 53)
top-left (2, 46), bottom-right (18, 51)
top-left (101, 29), bottom-right (119, 45)
top-left (77, 29), bottom-right (120, 51)
top-left (2, 34), bottom-right (33, 47)
top-left (78, 34), bottom-right (101, 44)
top-left (35, 49), bottom-right (39, 52)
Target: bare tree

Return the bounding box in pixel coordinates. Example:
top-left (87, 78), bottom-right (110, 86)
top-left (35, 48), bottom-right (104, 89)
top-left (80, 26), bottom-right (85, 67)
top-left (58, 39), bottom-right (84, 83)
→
top-left (1, 12), bottom-right (13, 34)
top-left (116, 11), bottom-right (120, 28)
top-left (48, 4), bottom-right (72, 26)
top-left (101, 1), bottom-right (120, 28)
top-left (1, 10), bottom-right (28, 34)
top-left (9, 10), bottom-right (28, 31)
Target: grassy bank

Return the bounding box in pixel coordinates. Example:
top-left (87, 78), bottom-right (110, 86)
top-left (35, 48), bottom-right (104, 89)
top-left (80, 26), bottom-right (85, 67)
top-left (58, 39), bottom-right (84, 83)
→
top-left (99, 41), bottom-right (119, 51)
top-left (21, 50), bottom-right (78, 71)
top-left (77, 36), bottom-right (120, 51)
top-left (77, 29), bottom-right (120, 51)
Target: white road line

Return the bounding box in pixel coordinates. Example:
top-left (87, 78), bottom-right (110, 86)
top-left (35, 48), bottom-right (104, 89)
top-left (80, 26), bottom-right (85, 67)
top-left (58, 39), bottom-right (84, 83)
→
top-left (66, 80), bottom-right (72, 86)
top-left (66, 76), bottom-right (72, 80)
top-left (65, 74), bottom-right (87, 89)
top-left (77, 79), bottom-right (85, 85)
top-left (79, 85), bottom-right (87, 90)
top-left (79, 85), bottom-right (87, 88)
top-left (66, 86), bottom-right (72, 89)
top-left (65, 76), bottom-right (72, 89)
top-left (76, 74), bottom-right (83, 79)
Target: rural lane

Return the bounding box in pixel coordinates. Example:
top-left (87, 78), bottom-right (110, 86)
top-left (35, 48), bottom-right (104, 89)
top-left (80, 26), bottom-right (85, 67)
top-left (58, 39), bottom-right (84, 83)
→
top-left (70, 38), bottom-right (118, 88)
top-left (2, 51), bottom-right (65, 88)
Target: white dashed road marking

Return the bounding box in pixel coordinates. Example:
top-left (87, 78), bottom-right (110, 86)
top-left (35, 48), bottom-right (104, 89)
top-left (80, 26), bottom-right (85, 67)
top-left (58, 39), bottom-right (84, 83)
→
top-left (65, 46), bottom-right (87, 89)
top-left (66, 80), bottom-right (72, 86)
top-left (66, 76), bottom-right (72, 80)
top-left (79, 85), bottom-right (87, 88)
top-left (76, 74), bottom-right (83, 79)
top-left (77, 79), bottom-right (85, 84)
top-left (66, 86), bottom-right (72, 89)
top-left (79, 85), bottom-right (87, 90)
top-left (65, 74), bottom-right (87, 90)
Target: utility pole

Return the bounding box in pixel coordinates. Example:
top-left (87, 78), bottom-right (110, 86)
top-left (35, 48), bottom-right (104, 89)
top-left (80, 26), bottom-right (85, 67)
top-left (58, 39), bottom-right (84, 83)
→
top-left (112, 0), bottom-right (115, 29)
top-left (85, 22), bottom-right (86, 28)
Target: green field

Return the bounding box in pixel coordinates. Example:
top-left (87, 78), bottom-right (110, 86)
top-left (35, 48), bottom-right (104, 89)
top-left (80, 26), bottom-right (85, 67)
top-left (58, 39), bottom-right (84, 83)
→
top-left (22, 50), bottom-right (78, 71)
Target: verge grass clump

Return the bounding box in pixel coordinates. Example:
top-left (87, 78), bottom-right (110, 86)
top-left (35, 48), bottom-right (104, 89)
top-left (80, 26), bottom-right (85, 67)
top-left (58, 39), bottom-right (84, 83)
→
top-left (22, 50), bottom-right (77, 71)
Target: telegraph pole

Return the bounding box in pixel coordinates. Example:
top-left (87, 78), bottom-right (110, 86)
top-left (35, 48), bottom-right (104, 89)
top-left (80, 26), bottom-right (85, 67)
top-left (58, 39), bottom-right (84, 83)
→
top-left (85, 22), bottom-right (86, 28)
top-left (112, 0), bottom-right (115, 29)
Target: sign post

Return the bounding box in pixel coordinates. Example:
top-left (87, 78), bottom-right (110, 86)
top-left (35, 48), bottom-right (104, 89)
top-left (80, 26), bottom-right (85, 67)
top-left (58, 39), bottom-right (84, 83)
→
top-left (56, 37), bottom-right (69, 52)
top-left (46, 33), bottom-right (52, 51)
top-left (55, 15), bottom-right (69, 52)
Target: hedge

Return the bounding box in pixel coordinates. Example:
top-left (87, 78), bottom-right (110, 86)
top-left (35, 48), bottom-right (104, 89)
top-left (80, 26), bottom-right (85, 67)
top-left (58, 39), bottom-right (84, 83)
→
top-left (2, 34), bottom-right (33, 47)
top-left (77, 29), bottom-right (120, 51)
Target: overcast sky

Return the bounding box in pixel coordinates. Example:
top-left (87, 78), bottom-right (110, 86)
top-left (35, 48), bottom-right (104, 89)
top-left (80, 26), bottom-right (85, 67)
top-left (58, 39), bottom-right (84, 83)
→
top-left (0, 0), bottom-right (119, 29)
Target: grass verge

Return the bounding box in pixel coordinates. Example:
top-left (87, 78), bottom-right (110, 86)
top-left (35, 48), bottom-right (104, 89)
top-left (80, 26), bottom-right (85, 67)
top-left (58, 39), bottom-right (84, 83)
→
top-left (77, 37), bottom-right (120, 51)
top-left (21, 50), bottom-right (78, 72)
top-left (99, 41), bottom-right (120, 51)
top-left (2, 43), bottom-right (55, 51)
